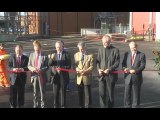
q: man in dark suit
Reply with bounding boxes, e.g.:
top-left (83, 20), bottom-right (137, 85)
top-left (8, 44), bottom-right (29, 108)
top-left (48, 41), bottom-right (71, 108)
top-left (122, 41), bottom-right (146, 108)
top-left (60, 40), bottom-right (71, 91)
top-left (96, 35), bottom-right (120, 108)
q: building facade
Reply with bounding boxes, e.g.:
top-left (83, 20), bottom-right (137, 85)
top-left (0, 12), bottom-right (129, 36)
top-left (129, 12), bottom-right (160, 41)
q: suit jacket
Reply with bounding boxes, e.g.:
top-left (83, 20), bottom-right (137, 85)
top-left (8, 54), bottom-right (29, 85)
top-left (28, 52), bottom-right (48, 84)
top-left (122, 51), bottom-right (146, 84)
top-left (48, 50), bottom-right (71, 84)
top-left (74, 52), bottom-right (94, 85)
top-left (96, 45), bottom-right (120, 82)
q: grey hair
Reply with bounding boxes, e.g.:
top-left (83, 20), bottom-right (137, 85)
top-left (55, 41), bottom-right (63, 46)
top-left (77, 41), bottom-right (86, 48)
top-left (102, 35), bottom-right (111, 40)
top-left (129, 41), bottom-right (138, 47)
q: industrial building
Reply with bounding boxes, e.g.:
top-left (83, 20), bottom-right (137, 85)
top-left (0, 12), bottom-right (129, 37)
top-left (3, 12), bottom-right (160, 42)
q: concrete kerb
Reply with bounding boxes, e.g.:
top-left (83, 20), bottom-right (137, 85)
top-left (125, 38), bottom-right (144, 42)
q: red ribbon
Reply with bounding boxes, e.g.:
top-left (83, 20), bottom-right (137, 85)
top-left (54, 68), bottom-right (125, 74)
top-left (55, 68), bottom-right (77, 73)
top-left (0, 69), bottom-right (125, 74)
top-left (0, 70), bottom-right (44, 84)
top-left (0, 70), bottom-right (30, 73)
top-left (9, 70), bottom-right (29, 73)
top-left (111, 70), bottom-right (125, 74)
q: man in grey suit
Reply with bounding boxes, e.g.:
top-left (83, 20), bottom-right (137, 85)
top-left (28, 40), bottom-right (48, 108)
top-left (96, 35), bottom-right (120, 108)
top-left (122, 41), bottom-right (146, 108)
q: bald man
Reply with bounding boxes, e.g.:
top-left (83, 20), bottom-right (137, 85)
top-left (122, 41), bottom-right (146, 108)
top-left (96, 35), bottom-right (120, 108)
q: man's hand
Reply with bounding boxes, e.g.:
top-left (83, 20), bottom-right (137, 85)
top-left (78, 70), bottom-right (84, 74)
top-left (48, 54), bottom-right (51, 59)
top-left (130, 69), bottom-right (136, 74)
top-left (56, 69), bottom-right (60, 73)
top-left (48, 54), bottom-right (54, 59)
top-left (98, 69), bottom-right (104, 76)
top-left (18, 68), bottom-right (24, 72)
top-left (103, 69), bottom-right (109, 75)
top-left (13, 68), bottom-right (18, 72)
top-left (32, 68), bottom-right (40, 73)
top-left (0, 56), bottom-right (4, 60)
top-left (124, 68), bottom-right (129, 73)
top-left (77, 70), bottom-right (87, 76)
top-left (81, 70), bottom-right (89, 76)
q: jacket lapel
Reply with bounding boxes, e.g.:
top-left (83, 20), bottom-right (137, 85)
top-left (20, 55), bottom-right (24, 67)
top-left (128, 52), bottom-right (131, 67)
top-left (32, 52), bottom-right (36, 67)
top-left (102, 47), bottom-right (105, 60)
top-left (39, 53), bottom-right (43, 69)
top-left (13, 54), bottom-right (17, 67)
top-left (132, 51), bottom-right (139, 67)
top-left (78, 52), bottom-right (83, 69)
top-left (61, 51), bottom-right (65, 60)
top-left (81, 52), bottom-right (88, 69)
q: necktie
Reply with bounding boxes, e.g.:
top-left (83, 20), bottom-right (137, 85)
top-left (57, 54), bottom-right (60, 67)
top-left (35, 54), bottom-right (39, 68)
top-left (58, 54), bottom-right (60, 60)
top-left (131, 53), bottom-right (135, 66)
top-left (17, 56), bottom-right (21, 67)
top-left (81, 54), bottom-right (84, 63)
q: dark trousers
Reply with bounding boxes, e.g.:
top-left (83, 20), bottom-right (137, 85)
top-left (99, 76), bottom-right (115, 108)
top-left (78, 82), bottom-right (92, 108)
top-left (10, 77), bottom-right (25, 108)
top-left (53, 75), bottom-right (67, 108)
top-left (124, 78), bottom-right (142, 108)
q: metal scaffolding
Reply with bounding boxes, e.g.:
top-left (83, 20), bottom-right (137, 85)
top-left (0, 12), bottom-right (39, 35)
top-left (94, 12), bottom-right (129, 33)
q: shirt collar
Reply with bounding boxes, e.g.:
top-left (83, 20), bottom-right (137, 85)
top-left (16, 54), bottom-right (22, 58)
top-left (57, 51), bottom-right (62, 55)
top-left (80, 51), bottom-right (86, 55)
top-left (132, 51), bottom-right (137, 55)
top-left (35, 52), bottom-right (41, 56)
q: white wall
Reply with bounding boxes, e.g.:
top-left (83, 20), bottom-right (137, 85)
top-left (156, 12), bottom-right (160, 42)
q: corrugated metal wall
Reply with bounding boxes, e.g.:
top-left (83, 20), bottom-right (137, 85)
top-left (48, 12), bottom-right (96, 36)
top-left (40, 12), bottom-right (129, 36)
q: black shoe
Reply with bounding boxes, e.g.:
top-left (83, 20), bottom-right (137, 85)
top-left (79, 106), bottom-right (84, 108)
top-left (54, 106), bottom-right (58, 108)
top-left (10, 103), bottom-right (16, 108)
top-left (10, 105), bottom-right (16, 108)
top-left (33, 106), bottom-right (38, 108)
top-left (66, 88), bottom-right (71, 92)
top-left (19, 106), bottom-right (24, 108)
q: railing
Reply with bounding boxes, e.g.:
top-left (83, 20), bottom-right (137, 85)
top-left (131, 28), bottom-right (155, 41)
